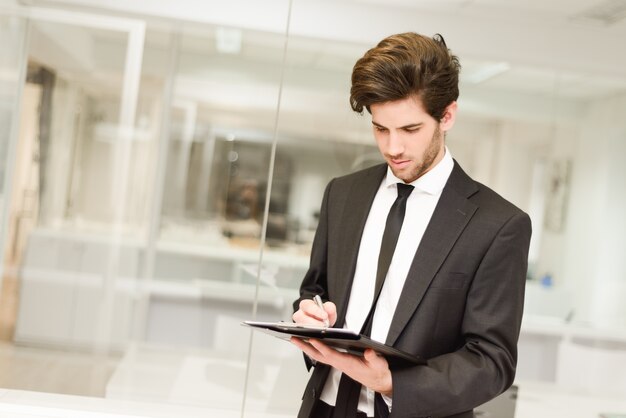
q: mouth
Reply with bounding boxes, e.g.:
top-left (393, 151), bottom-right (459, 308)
top-left (390, 159), bottom-right (410, 168)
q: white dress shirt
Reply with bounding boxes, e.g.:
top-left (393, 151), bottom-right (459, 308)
top-left (319, 148), bottom-right (454, 416)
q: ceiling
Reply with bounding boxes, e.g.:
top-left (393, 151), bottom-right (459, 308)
top-left (18, 0), bottom-right (626, 84)
top-left (350, 0), bottom-right (626, 23)
top-left (11, 0), bottom-right (626, 143)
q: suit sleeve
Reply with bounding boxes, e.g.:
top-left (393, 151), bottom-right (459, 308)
top-left (391, 211), bottom-right (532, 417)
top-left (293, 178), bottom-right (334, 312)
top-left (292, 179), bottom-right (334, 370)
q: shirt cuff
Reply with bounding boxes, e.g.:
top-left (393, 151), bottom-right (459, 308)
top-left (381, 393), bottom-right (392, 411)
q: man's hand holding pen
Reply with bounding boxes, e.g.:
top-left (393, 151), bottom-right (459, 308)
top-left (290, 296), bottom-right (393, 397)
top-left (292, 295), bottom-right (337, 327)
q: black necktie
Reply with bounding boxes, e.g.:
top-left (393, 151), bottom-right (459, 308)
top-left (333, 183), bottom-right (414, 418)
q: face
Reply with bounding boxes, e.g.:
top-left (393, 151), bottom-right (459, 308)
top-left (370, 96), bottom-right (457, 183)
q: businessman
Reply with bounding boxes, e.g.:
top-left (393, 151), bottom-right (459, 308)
top-left (291, 32), bottom-right (532, 418)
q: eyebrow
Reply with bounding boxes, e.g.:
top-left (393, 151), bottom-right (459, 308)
top-left (372, 121), bottom-right (424, 129)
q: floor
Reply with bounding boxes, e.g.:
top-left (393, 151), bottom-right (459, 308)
top-left (0, 340), bottom-right (119, 397)
top-left (0, 271), bottom-right (118, 398)
top-left (0, 273), bottom-right (17, 342)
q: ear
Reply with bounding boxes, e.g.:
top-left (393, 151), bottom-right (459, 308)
top-left (439, 101), bottom-right (457, 132)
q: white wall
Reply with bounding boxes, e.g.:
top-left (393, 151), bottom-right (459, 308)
top-left (562, 93), bottom-right (626, 326)
top-left (445, 119), bottom-right (538, 206)
top-left (450, 110), bottom-right (593, 292)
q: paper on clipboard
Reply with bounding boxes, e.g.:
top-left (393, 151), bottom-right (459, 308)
top-left (242, 320), bottom-right (425, 367)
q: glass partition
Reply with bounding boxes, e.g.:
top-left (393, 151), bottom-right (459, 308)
top-left (103, 21), bottom-right (293, 414)
top-left (0, 13), bottom-right (28, 341)
top-left (0, 15), bottom-right (27, 201)
top-left (0, 7), bottom-right (145, 393)
top-left (242, 30), bottom-right (384, 415)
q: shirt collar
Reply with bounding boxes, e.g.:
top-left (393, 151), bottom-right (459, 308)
top-left (384, 146), bottom-right (454, 195)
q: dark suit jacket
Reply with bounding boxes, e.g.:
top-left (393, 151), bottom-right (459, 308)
top-left (294, 161), bottom-right (532, 418)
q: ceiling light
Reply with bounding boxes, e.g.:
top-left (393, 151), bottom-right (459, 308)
top-left (573, 0), bottom-right (626, 25)
top-left (464, 62), bottom-right (511, 84)
top-left (216, 27), bottom-right (242, 54)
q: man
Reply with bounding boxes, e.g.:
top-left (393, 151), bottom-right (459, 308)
top-left (291, 32), bottom-right (532, 418)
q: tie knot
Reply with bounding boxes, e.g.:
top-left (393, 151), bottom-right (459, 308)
top-left (396, 183), bottom-right (414, 199)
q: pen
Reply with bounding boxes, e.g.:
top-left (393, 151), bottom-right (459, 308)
top-left (314, 295), bottom-right (329, 327)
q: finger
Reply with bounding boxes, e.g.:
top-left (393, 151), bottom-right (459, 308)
top-left (290, 337), bottom-right (316, 354)
top-left (308, 339), bottom-right (341, 359)
top-left (308, 339), bottom-right (360, 370)
top-left (292, 310), bottom-right (326, 326)
top-left (363, 349), bottom-right (379, 364)
top-left (291, 338), bottom-right (325, 363)
top-left (293, 301), bottom-right (327, 326)
top-left (299, 299), bottom-right (328, 323)
top-left (362, 349), bottom-right (392, 395)
top-left (364, 349), bottom-right (386, 363)
top-left (323, 302), bottom-right (338, 326)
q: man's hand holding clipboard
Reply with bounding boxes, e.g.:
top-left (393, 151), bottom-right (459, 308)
top-left (243, 295), bottom-right (425, 401)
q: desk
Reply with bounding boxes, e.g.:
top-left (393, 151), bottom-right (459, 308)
top-left (0, 388), bottom-right (286, 417)
top-left (105, 341), bottom-right (309, 415)
top-left (14, 227), bottom-right (308, 350)
top-left (515, 380), bottom-right (626, 418)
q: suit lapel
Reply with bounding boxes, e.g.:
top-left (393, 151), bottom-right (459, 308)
top-left (386, 162), bottom-right (478, 346)
top-left (334, 164), bottom-right (387, 326)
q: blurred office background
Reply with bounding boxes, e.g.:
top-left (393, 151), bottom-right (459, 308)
top-left (0, 0), bottom-right (625, 416)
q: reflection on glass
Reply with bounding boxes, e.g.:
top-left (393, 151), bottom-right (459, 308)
top-left (23, 23), bottom-right (150, 236)
top-left (3, 17), bottom-right (142, 393)
top-left (244, 33), bottom-right (384, 416)
top-left (108, 23), bottom-right (294, 414)
top-left (0, 14), bottom-right (28, 343)
top-left (159, 26), bottom-right (285, 248)
top-left (0, 15), bottom-right (27, 213)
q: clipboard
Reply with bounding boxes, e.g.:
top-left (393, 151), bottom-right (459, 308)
top-left (242, 320), bottom-right (425, 367)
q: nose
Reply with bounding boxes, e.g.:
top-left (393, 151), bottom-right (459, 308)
top-left (387, 131), bottom-right (405, 157)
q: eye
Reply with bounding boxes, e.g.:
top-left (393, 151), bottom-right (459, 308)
top-left (374, 126), bottom-right (388, 133)
top-left (403, 127), bottom-right (420, 133)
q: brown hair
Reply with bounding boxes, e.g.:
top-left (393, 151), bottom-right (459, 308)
top-left (350, 33), bottom-right (460, 120)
